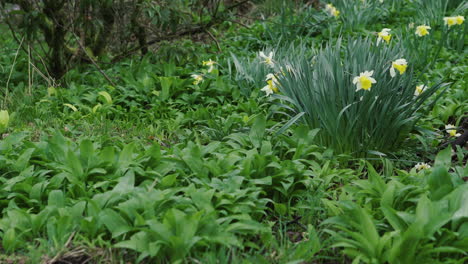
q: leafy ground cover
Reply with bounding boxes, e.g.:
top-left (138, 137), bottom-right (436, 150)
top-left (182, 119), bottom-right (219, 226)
top-left (0, 0), bottom-right (467, 263)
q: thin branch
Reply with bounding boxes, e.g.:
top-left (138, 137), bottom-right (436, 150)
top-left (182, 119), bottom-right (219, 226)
top-left (206, 29), bottom-right (222, 52)
top-left (72, 33), bottom-right (117, 87)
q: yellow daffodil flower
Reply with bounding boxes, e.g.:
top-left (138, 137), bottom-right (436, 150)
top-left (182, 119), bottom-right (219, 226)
top-left (377, 28), bottom-right (391, 45)
top-left (261, 74), bottom-right (279, 96)
top-left (0, 110), bottom-right (9, 130)
top-left (445, 124), bottom-right (461, 137)
top-left (444, 17), bottom-right (457, 27)
top-left (191, 74), bottom-right (204, 85)
top-left (325, 3), bottom-right (340, 17)
top-left (414, 85), bottom-right (427, 96)
top-left (202, 59), bottom-right (216, 73)
top-left (259, 51), bottom-right (275, 68)
top-left (415, 162), bottom-right (431, 171)
top-left (415, 25), bottom-right (431, 37)
top-left (353, 71), bottom-right (377, 91)
top-left (266, 73), bottom-right (278, 84)
top-left (390, 59), bottom-right (408, 77)
top-left (445, 16), bottom-right (465, 27)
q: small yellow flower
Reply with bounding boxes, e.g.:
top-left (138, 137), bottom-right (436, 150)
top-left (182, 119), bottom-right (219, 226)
top-left (191, 74), bottom-right (204, 85)
top-left (414, 85), bottom-right (427, 96)
top-left (259, 51), bottom-right (275, 68)
top-left (202, 59), bottom-right (216, 73)
top-left (377, 28), bottom-right (391, 45)
top-left (325, 3), bottom-right (340, 17)
top-left (415, 162), bottom-right (431, 171)
top-left (415, 25), bottom-right (431, 37)
top-left (261, 74), bottom-right (279, 96)
top-left (353, 71), bottom-right (377, 91)
top-left (0, 110), bottom-right (9, 130)
top-left (444, 17), bottom-right (457, 27)
top-left (445, 124), bottom-right (461, 137)
top-left (456, 16), bottom-right (465, 25)
top-left (390, 59), bottom-right (408, 77)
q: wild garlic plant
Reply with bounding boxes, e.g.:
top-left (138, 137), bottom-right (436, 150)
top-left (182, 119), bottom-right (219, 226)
top-left (275, 38), bottom-right (447, 156)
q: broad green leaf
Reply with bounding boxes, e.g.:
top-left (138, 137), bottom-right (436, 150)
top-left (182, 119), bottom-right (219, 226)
top-left (100, 209), bottom-right (132, 238)
top-left (433, 147), bottom-right (452, 167)
top-left (13, 148), bottom-right (35, 172)
top-left (427, 166), bottom-right (453, 200)
top-left (249, 115), bottom-right (266, 148)
top-left (48, 190), bottom-right (65, 208)
top-left (98, 91), bottom-right (113, 104)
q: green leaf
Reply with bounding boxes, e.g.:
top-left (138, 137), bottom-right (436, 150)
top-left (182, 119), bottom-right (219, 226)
top-left (13, 148), bottom-right (35, 172)
top-left (2, 228), bottom-right (18, 252)
top-left (100, 209), bottom-right (131, 238)
top-left (249, 115), bottom-right (266, 148)
top-left (48, 190), bottom-right (65, 208)
top-left (98, 91), bottom-right (113, 104)
top-left (274, 203), bottom-right (287, 216)
top-left (66, 150), bottom-right (84, 181)
top-left (159, 77), bottom-right (172, 100)
top-left (433, 147), bottom-right (452, 167)
top-left (427, 166), bottom-right (454, 200)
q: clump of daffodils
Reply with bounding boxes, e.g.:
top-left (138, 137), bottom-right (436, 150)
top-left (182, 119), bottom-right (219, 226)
top-left (191, 74), bottom-right (204, 85)
top-left (377, 28), bottom-right (391, 45)
top-left (259, 51), bottom-right (275, 68)
top-left (414, 85), bottom-right (427, 96)
top-left (444, 16), bottom-right (465, 27)
top-left (0, 110), bottom-right (9, 131)
top-left (445, 124), bottom-right (461, 137)
top-left (414, 162), bottom-right (431, 171)
top-left (202, 59), bottom-right (216, 73)
top-left (261, 73), bottom-right (279, 96)
top-left (353, 71), bottom-right (377, 91)
top-left (415, 25), bottom-right (431, 37)
top-left (325, 3), bottom-right (340, 17)
top-left (390, 59), bottom-right (408, 77)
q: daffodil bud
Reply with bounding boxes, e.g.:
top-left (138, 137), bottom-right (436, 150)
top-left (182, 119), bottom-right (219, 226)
top-left (0, 110), bottom-right (9, 130)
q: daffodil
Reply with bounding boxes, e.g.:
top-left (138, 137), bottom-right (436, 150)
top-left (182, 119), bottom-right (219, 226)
top-left (259, 51), bottom-right (275, 68)
top-left (191, 74), bottom-right (204, 85)
top-left (0, 110), bottom-right (9, 130)
top-left (266, 73), bottom-right (278, 84)
top-left (390, 59), bottom-right (408, 77)
top-left (325, 3), bottom-right (340, 17)
top-left (261, 74), bottom-right (279, 96)
top-left (415, 25), bottom-right (431, 37)
top-left (445, 16), bottom-right (465, 27)
top-left (377, 28), bottom-right (391, 45)
top-left (202, 59), bottom-right (216, 73)
top-left (445, 124), bottom-right (461, 137)
top-left (414, 162), bottom-right (431, 171)
top-left (444, 17), bottom-right (457, 27)
top-left (353, 71), bottom-right (377, 91)
top-left (414, 85), bottom-right (427, 96)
